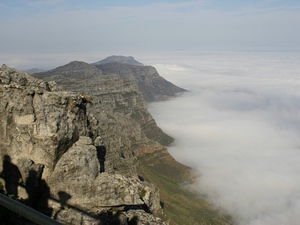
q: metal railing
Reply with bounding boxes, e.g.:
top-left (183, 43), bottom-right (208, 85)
top-left (0, 193), bottom-right (61, 225)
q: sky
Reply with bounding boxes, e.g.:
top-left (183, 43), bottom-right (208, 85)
top-left (148, 51), bottom-right (300, 225)
top-left (0, 0), bottom-right (300, 69)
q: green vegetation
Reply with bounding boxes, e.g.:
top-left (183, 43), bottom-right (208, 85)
top-left (140, 188), bottom-right (147, 198)
top-left (137, 151), bottom-right (232, 225)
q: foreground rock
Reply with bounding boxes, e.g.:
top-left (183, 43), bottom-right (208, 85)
top-left (0, 65), bottom-right (166, 225)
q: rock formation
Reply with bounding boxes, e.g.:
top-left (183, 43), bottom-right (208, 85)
top-left (0, 64), bottom-right (166, 225)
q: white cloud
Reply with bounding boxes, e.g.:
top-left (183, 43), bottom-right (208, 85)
top-left (148, 51), bottom-right (300, 225)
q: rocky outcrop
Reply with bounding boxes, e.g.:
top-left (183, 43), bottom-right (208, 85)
top-left (0, 65), bottom-right (166, 225)
top-left (49, 136), bottom-right (164, 225)
top-left (0, 64), bottom-right (90, 178)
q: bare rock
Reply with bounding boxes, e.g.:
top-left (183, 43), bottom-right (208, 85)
top-left (49, 137), bottom-right (145, 209)
top-left (0, 65), bottom-right (166, 224)
top-left (0, 65), bottom-right (90, 178)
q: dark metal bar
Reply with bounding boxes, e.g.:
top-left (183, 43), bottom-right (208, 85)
top-left (0, 193), bottom-right (61, 225)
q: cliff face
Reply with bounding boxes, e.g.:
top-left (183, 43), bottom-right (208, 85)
top-left (0, 64), bottom-right (166, 225)
top-left (95, 61), bottom-right (186, 102)
top-left (0, 64), bottom-right (89, 178)
top-left (34, 61), bottom-right (174, 175)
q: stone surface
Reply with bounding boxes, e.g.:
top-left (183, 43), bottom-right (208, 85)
top-left (0, 64), bottom-right (90, 178)
top-left (49, 137), bottom-right (161, 211)
top-left (0, 65), bottom-right (166, 224)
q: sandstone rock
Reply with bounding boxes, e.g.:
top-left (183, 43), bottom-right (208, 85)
top-left (49, 137), bottom-right (160, 210)
top-left (48, 136), bottom-right (164, 224)
top-left (0, 65), bottom-right (166, 224)
top-left (0, 65), bottom-right (90, 178)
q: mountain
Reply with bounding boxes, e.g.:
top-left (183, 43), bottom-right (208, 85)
top-left (25, 68), bottom-right (45, 74)
top-left (92, 55), bottom-right (144, 66)
top-left (94, 60), bottom-right (186, 102)
top-left (0, 62), bottom-right (231, 224)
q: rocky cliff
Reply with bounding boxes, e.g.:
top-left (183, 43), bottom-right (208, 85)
top-left (0, 64), bottom-right (166, 225)
top-left (93, 56), bottom-right (186, 102)
top-left (34, 61), bottom-right (174, 173)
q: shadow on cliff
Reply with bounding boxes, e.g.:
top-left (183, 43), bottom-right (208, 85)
top-left (0, 154), bottom-right (143, 224)
top-left (0, 154), bottom-right (53, 224)
top-left (1, 155), bottom-right (21, 198)
top-left (0, 154), bottom-right (53, 209)
top-left (96, 145), bottom-right (106, 173)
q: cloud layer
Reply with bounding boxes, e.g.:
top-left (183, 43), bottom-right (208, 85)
top-left (147, 51), bottom-right (300, 225)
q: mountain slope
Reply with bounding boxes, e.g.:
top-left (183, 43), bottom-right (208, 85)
top-left (95, 61), bottom-right (186, 102)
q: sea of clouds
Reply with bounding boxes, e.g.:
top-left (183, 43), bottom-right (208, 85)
top-left (147, 51), bottom-right (300, 225)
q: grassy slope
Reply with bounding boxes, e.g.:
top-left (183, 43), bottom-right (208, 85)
top-left (137, 149), bottom-right (232, 225)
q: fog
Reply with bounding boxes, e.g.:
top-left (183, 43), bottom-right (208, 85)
top-left (147, 51), bottom-right (300, 225)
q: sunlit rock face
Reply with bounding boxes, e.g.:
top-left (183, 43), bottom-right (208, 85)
top-left (0, 65), bottom-right (166, 225)
top-left (0, 64), bottom-right (89, 178)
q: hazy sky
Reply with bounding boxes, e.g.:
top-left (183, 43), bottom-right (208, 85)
top-left (1, 0), bottom-right (300, 58)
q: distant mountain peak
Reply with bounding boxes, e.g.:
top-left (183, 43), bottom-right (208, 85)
top-left (92, 55), bottom-right (144, 66)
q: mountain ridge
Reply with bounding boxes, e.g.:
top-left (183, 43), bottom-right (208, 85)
top-left (92, 57), bottom-right (186, 102)
top-left (92, 55), bottom-right (144, 66)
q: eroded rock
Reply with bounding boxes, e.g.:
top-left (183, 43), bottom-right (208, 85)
top-left (0, 65), bottom-right (166, 224)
